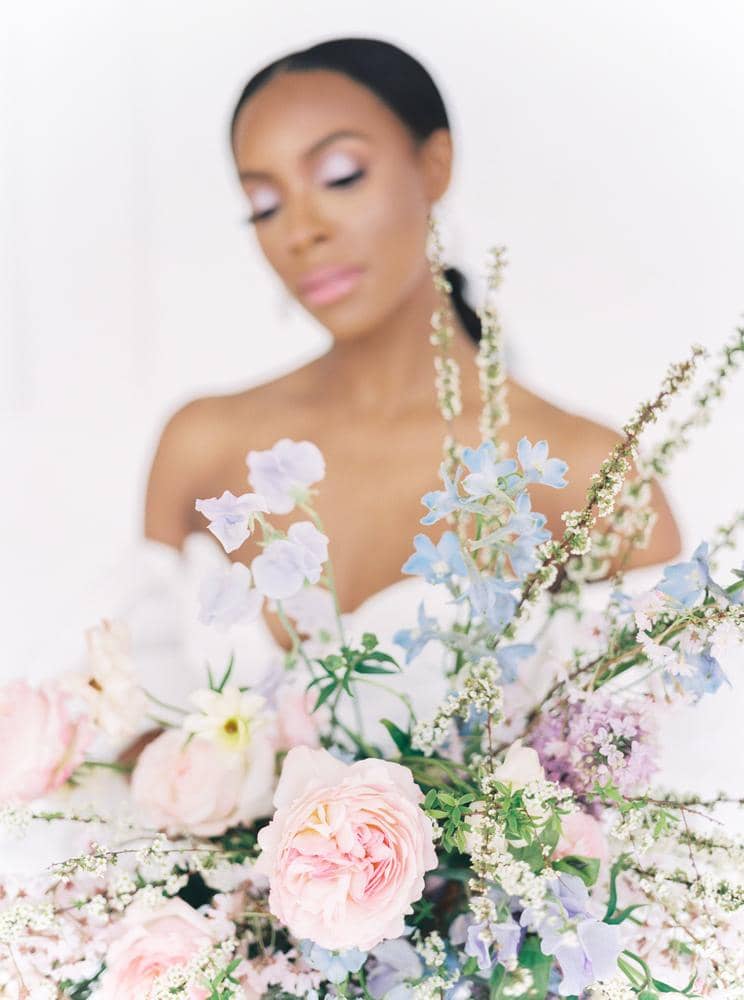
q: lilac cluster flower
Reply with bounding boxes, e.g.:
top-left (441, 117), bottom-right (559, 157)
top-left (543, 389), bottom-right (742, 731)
top-left (530, 694), bottom-right (658, 797)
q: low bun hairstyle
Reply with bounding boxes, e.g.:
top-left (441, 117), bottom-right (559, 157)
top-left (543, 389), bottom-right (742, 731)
top-left (230, 37), bottom-right (482, 344)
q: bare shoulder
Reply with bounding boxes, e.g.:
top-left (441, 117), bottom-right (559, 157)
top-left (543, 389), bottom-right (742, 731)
top-left (144, 364), bottom-right (318, 547)
top-left (506, 381), bottom-right (682, 568)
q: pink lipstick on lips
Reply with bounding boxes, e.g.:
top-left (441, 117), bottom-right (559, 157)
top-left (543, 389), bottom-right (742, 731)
top-left (297, 265), bottom-right (364, 306)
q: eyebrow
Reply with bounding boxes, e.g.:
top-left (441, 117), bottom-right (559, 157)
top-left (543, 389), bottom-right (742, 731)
top-left (238, 129), bottom-right (370, 180)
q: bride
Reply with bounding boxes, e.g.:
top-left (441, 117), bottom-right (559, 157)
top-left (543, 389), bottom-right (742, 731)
top-left (143, 36), bottom-right (680, 662)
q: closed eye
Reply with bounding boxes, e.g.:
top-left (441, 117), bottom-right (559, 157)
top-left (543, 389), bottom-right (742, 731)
top-left (326, 168), bottom-right (365, 188)
top-left (244, 167), bottom-right (366, 225)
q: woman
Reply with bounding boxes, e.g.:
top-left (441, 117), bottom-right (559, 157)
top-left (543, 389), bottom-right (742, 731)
top-left (145, 37), bottom-right (680, 654)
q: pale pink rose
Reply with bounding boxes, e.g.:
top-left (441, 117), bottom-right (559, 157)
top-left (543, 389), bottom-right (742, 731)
top-left (97, 897), bottom-right (231, 999)
top-left (274, 681), bottom-right (326, 751)
top-left (131, 728), bottom-right (275, 837)
top-left (555, 810), bottom-right (608, 864)
top-left (255, 746), bottom-right (438, 951)
top-left (0, 680), bottom-right (91, 804)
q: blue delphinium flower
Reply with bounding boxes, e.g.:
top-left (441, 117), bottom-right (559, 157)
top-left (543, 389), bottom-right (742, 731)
top-left (300, 941), bottom-right (367, 985)
top-left (495, 643), bottom-right (536, 683)
top-left (421, 463), bottom-right (467, 526)
top-left (678, 650), bottom-right (730, 699)
top-left (501, 493), bottom-right (551, 578)
top-left (461, 441), bottom-right (519, 499)
top-left (516, 437), bottom-right (569, 489)
top-left (465, 564), bottom-right (519, 633)
top-left (394, 602), bottom-right (439, 664)
top-left (658, 542), bottom-right (712, 607)
top-left (402, 531), bottom-right (467, 585)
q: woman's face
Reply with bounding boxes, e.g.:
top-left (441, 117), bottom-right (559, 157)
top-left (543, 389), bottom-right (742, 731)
top-left (231, 69), bottom-right (451, 340)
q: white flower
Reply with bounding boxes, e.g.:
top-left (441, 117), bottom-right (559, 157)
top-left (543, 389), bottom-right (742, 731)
top-left (247, 438), bottom-right (325, 514)
top-left (184, 686), bottom-right (269, 752)
top-left (198, 563), bottom-right (264, 631)
top-left (632, 589), bottom-right (670, 635)
top-left (62, 620), bottom-right (146, 739)
top-left (491, 741), bottom-right (546, 790)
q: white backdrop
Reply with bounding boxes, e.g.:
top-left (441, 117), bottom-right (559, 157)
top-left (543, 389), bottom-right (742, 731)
top-left (1, 0), bottom-right (743, 678)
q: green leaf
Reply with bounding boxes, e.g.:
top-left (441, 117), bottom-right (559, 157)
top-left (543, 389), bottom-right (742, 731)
top-left (553, 854), bottom-right (601, 888)
top-left (517, 933), bottom-right (552, 998)
top-left (380, 719), bottom-right (414, 755)
top-left (353, 663), bottom-right (398, 675)
top-left (215, 654), bottom-right (235, 693)
top-left (313, 682), bottom-right (337, 711)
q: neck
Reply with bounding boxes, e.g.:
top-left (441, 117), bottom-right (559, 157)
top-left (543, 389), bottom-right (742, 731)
top-left (317, 269), bottom-right (478, 419)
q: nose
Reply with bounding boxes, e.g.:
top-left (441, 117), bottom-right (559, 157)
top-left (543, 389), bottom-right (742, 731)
top-left (284, 192), bottom-right (329, 256)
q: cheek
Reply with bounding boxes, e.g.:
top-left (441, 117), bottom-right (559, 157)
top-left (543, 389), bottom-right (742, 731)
top-left (346, 169), bottom-right (431, 310)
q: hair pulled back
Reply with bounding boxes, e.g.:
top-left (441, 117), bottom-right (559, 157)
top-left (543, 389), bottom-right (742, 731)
top-left (230, 37), bottom-right (482, 343)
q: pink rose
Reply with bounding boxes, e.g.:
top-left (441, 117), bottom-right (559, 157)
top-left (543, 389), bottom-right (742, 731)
top-left (98, 897), bottom-right (230, 999)
top-left (0, 680), bottom-right (91, 803)
top-left (555, 810), bottom-right (608, 864)
top-left (255, 746), bottom-right (438, 951)
top-left (131, 728), bottom-right (275, 837)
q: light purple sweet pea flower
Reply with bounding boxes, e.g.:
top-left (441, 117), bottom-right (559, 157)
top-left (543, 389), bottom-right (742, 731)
top-left (198, 563), bottom-right (263, 630)
top-left (517, 437), bottom-right (568, 489)
top-left (367, 938), bottom-right (423, 999)
top-left (464, 917), bottom-right (522, 972)
top-left (551, 919), bottom-right (622, 996)
top-left (247, 439), bottom-right (325, 514)
top-left (194, 491), bottom-right (268, 553)
top-left (287, 521), bottom-right (329, 580)
top-left (251, 522), bottom-right (329, 600)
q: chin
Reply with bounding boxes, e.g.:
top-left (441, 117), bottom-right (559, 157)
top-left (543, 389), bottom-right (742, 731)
top-left (306, 291), bottom-right (395, 343)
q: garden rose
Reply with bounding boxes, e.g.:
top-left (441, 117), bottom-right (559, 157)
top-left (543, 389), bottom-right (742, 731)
top-left (555, 810), bottom-right (608, 865)
top-left (97, 897), bottom-right (231, 999)
top-left (0, 680), bottom-right (91, 803)
top-left (255, 746), bottom-right (437, 951)
top-left (131, 727), bottom-right (275, 837)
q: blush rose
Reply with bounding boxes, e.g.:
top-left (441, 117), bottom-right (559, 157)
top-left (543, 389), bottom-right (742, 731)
top-left (0, 680), bottom-right (91, 804)
top-left (255, 746), bottom-right (438, 951)
top-left (131, 728), bottom-right (275, 837)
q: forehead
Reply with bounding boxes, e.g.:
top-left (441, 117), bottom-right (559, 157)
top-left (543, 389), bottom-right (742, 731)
top-left (232, 68), bottom-right (413, 170)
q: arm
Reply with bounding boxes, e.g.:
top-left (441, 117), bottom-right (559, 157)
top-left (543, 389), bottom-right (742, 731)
top-left (144, 399), bottom-right (216, 548)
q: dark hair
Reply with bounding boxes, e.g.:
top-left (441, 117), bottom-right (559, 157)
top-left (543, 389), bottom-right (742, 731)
top-left (230, 36), bottom-right (481, 343)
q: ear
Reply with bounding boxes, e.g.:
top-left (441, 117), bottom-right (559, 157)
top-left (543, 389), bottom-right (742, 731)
top-left (419, 128), bottom-right (453, 203)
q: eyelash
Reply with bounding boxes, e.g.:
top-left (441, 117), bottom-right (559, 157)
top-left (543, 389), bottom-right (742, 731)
top-left (245, 167), bottom-right (366, 225)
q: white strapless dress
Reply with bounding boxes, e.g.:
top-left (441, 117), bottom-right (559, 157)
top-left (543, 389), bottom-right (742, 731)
top-left (3, 534), bottom-right (742, 876)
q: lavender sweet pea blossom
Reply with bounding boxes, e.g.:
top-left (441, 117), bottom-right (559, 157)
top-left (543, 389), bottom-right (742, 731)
top-left (551, 919), bottom-right (622, 996)
top-left (251, 522), bottom-right (329, 600)
top-left (194, 490), bottom-right (268, 553)
top-left (247, 438), bottom-right (325, 514)
top-left (366, 938), bottom-right (423, 999)
top-left (198, 563), bottom-right (263, 630)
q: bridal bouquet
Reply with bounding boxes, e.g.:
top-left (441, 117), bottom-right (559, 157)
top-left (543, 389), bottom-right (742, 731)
top-left (2, 247), bottom-right (743, 1000)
